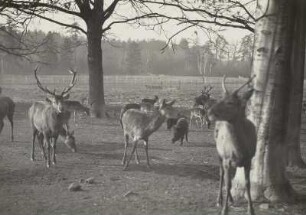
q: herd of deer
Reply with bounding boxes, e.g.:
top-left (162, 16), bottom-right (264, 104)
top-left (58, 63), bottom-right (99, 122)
top-left (0, 68), bottom-right (257, 215)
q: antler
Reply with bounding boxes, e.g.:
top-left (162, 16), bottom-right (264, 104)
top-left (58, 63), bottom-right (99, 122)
top-left (34, 66), bottom-right (56, 96)
top-left (234, 75), bottom-right (256, 94)
top-left (61, 69), bottom-right (77, 96)
top-left (222, 75), bottom-right (229, 94)
top-left (206, 86), bottom-right (213, 94)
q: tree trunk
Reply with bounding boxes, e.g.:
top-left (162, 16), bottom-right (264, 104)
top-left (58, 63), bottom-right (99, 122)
top-left (286, 0), bottom-right (306, 168)
top-left (86, 20), bottom-right (105, 118)
top-left (232, 0), bottom-right (298, 202)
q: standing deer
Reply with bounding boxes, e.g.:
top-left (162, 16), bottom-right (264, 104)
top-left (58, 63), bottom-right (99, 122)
top-left (121, 99), bottom-right (176, 170)
top-left (119, 103), bottom-right (141, 128)
top-left (29, 67), bottom-right (77, 168)
top-left (119, 102), bottom-right (156, 128)
top-left (194, 86), bottom-right (213, 107)
top-left (0, 96), bottom-right (15, 141)
top-left (207, 75), bottom-right (256, 215)
top-left (189, 107), bottom-right (210, 129)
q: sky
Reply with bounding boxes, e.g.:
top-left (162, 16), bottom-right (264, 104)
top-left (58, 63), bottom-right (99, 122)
top-left (31, 17), bottom-right (250, 46)
top-left (27, 2), bottom-right (252, 46)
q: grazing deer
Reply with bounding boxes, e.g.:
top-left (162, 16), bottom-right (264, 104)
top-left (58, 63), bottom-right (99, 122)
top-left (63, 100), bottom-right (90, 124)
top-left (172, 117), bottom-right (189, 146)
top-left (29, 67), bottom-right (77, 168)
top-left (167, 118), bottom-right (178, 130)
top-left (121, 99), bottom-right (176, 170)
top-left (189, 107), bottom-right (210, 129)
top-left (0, 96), bottom-right (15, 141)
top-left (207, 75), bottom-right (256, 215)
top-left (141, 95), bottom-right (159, 105)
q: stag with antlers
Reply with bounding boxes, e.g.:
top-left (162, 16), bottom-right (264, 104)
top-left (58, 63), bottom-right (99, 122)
top-left (29, 67), bottom-right (77, 167)
top-left (207, 76), bottom-right (256, 215)
top-left (194, 85), bottom-right (214, 108)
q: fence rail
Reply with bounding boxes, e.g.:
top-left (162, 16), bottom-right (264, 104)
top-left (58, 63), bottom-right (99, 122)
top-left (0, 74), bottom-right (246, 89)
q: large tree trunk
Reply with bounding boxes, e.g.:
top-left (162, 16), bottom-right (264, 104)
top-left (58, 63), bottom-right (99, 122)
top-left (286, 0), bottom-right (306, 168)
top-left (232, 0), bottom-right (298, 202)
top-left (86, 20), bottom-right (105, 118)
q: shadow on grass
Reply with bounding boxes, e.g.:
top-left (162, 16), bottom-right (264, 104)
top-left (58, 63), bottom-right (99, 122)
top-left (125, 162), bottom-right (219, 181)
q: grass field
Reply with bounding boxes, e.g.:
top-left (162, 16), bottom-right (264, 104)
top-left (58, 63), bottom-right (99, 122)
top-left (0, 75), bottom-right (248, 105)
top-left (0, 75), bottom-right (305, 215)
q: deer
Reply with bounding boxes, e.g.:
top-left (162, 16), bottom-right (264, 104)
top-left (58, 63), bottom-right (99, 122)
top-left (121, 99), bottom-right (176, 170)
top-left (29, 67), bottom-right (77, 168)
top-left (119, 103), bottom-right (141, 128)
top-left (171, 117), bottom-right (189, 146)
top-left (194, 86), bottom-right (213, 107)
top-left (141, 95), bottom-right (159, 105)
top-left (140, 102), bottom-right (156, 113)
top-left (0, 96), bottom-right (15, 141)
top-left (63, 100), bottom-right (90, 124)
top-left (189, 107), bottom-right (210, 129)
top-left (207, 75), bottom-right (256, 215)
top-left (119, 102), bottom-right (157, 128)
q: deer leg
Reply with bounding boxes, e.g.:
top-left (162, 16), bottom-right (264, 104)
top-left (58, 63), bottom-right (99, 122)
top-left (0, 120), bottom-right (4, 135)
top-left (180, 136), bottom-right (184, 146)
top-left (144, 138), bottom-right (151, 169)
top-left (244, 163), bottom-right (255, 215)
top-left (44, 137), bottom-right (51, 168)
top-left (217, 158), bottom-right (224, 207)
top-left (64, 123), bottom-right (70, 133)
top-left (73, 111), bottom-right (76, 125)
top-left (123, 140), bottom-right (138, 170)
top-left (221, 162), bottom-right (231, 215)
top-left (185, 131), bottom-right (189, 143)
top-left (31, 129), bottom-right (37, 161)
top-left (189, 116), bottom-right (193, 129)
top-left (37, 133), bottom-right (46, 160)
top-left (135, 145), bottom-right (140, 164)
top-left (7, 114), bottom-right (14, 142)
top-left (122, 134), bottom-right (129, 165)
top-left (51, 137), bottom-right (58, 165)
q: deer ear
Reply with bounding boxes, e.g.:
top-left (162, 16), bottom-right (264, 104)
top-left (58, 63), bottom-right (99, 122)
top-left (167, 100), bottom-right (176, 106)
top-left (160, 99), bottom-right (166, 107)
top-left (63, 93), bottom-right (70, 100)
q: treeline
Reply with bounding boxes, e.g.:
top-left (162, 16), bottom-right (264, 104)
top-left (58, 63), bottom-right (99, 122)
top-left (0, 26), bottom-right (253, 77)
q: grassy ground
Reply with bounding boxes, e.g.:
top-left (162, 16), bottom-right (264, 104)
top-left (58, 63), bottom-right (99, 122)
top-left (0, 76), bottom-right (305, 215)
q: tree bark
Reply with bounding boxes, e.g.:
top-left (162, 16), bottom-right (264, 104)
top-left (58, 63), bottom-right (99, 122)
top-left (232, 0), bottom-right (298, 202)
top-left (286, 0), bottom-right (306, 168)
top-left (86, 19), bottom-right (105, 118)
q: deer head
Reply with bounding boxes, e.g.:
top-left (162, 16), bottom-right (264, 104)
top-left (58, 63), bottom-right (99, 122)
top-left (208, 75), bottom-right (255, 122)
top-left (34, 67), bottom-right (77, 113)
top-left (159, 99), bottom-right (176, 118)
